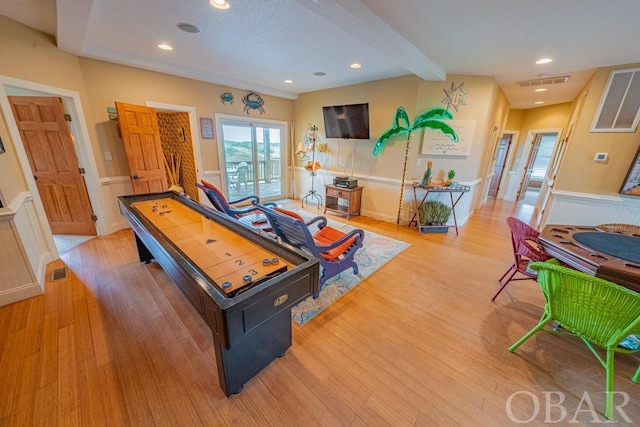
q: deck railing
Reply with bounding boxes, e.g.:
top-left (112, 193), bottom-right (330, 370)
top-left (225, 160), bottom-right (280, 183)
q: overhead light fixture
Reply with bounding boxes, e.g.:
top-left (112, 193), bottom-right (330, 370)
top-left (284, 79), bottom-right (293, 84)
top-left (535, 88), bottom-right (547, 92)
top-left (177, 23), bottom-right (201, 33)
top-left (535, 101), bottom-right (545, 105)
top-left (350, 63), bottom-right (362, 69)
top-left (209, 0), bottom-right (230, 9)
top-left (158, 44), bottom-right (173, 50)
top-left (536, 58), bottom-right (553, 64)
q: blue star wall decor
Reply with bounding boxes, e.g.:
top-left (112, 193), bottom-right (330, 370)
top-left (442, 82), bottom-right (468, 112)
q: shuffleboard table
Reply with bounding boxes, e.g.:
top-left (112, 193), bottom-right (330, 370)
top-left (118, 192), bottom-right (319, 396)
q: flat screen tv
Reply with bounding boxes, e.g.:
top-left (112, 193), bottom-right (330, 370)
top-left (322, 103), bottom-right (370, 139)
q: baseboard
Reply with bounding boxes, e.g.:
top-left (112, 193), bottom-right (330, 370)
top-left (36, 252), bottom-right (53, 287)
top-left (0, 282), bottom-right (43, 306)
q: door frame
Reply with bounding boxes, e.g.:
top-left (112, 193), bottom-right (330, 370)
top-left (214, 113), bottom-right (289, 200)
top-left (514, 128), bottom-right (562, 204)
top-left (145, 101), bottom-right (203, 186)
top-left (0, 75), bottom-right (105, 255)
top-left (493, 130), bottom-right (518, 200)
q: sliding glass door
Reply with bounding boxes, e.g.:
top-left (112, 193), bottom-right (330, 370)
top-left (217, 116), bottom-right (286, 201)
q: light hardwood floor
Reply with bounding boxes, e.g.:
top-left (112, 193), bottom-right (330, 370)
top-left (1, 198), bottom-right (638, 426)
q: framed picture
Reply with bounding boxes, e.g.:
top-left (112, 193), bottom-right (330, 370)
top-left (200, 117), bottom-right (214, 139)
top-left (421, 120), bottom-right (476, 156)
top-left (620, 145), bottom-right (640, 196)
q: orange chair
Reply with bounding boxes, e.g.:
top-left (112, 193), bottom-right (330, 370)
top-left (491, 217), bottom-right (553, 301)
top-left (258, 205), bottom-right (364, 298)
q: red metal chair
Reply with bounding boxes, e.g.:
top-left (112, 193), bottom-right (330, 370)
top-left (491, 217), bottom-right (552, 301)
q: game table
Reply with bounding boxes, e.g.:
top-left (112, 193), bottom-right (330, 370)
top-left (538, 224), bottom-right (640, 293)
top-left (118, 192), bottom-right (319, 396)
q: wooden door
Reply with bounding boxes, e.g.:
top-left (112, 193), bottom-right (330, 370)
top-left (8, 96), bottom-right (96, 236)
top-left (115, 102), bottom-right (168, 194)
top-left (517, 133), bottom-right (542, 202)
top-left (488, 135), bottom-right (511, 198)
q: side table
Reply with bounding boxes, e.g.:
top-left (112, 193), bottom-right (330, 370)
top-left (409, 183), bottom-right (470, 235)
top-left (324, 185), bottom-right (362, 220)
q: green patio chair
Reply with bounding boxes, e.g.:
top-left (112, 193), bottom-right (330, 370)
top-left (509, 262), bottom-right (640, 420)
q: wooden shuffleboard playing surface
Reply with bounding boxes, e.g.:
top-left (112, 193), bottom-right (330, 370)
top-left (132, 198), bottom-right (292, 297)
top-left (119, 192), bottom-right (319, 396)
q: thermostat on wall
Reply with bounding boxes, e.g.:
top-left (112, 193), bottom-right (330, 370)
top-left (594, 152), bottom-right (608, 162)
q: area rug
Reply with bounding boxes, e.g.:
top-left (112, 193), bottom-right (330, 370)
top-left (286, 209), bottom-right (410, 326)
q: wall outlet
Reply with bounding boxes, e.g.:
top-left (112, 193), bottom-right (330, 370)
top-left (415, 159), bottom-right (422, 167)
top-left (104, 151), bottom-right (112, 161)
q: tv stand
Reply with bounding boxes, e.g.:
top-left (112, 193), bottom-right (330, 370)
top-left (324, 184), bottom-right (362, 220)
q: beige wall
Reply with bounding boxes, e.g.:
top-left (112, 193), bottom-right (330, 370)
top-left (0, 15), bottom-right (89, 202)
top-left (505, 109), bottom-right (524, 130)
top-left (554, 64), bottom-right (640, 194)
top-left (78, 58), bottom-right (294, 178)
top-left (2, 12), bottom-right (637, 222)
top-left (293, 75), bottom-right (422, 180)
top-left (507, 103), bottom-right (572, 173)
top-left (294, 74), bottom-right (506, 185)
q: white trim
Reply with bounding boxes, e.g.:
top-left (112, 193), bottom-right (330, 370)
top-left (552, 189), bottom-right (640, 205)
top-left (0, 75), bottom-right (106, 252)
top-left (214, 113), bottom-right (289, 200)
top-left (0, 282), bottom-right (43, 307)
top-left (8, 192), bottom-right (53, 286)
top-left (100, 176), bottom-right (131, 185)
top-left (495, 130), bottom-right (519, 200)
top-left (145, 101), bottom-right (204, 183)
top-left (540, 189), bottom-right (640, 228)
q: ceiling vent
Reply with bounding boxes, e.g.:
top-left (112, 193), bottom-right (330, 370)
top-left (591, 67), bottom-right (640, 132)
top-left (517, 76), bottom-right (570, 87)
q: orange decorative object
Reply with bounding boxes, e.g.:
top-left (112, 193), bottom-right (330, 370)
top-left (304, 161), bottom-right (321, 172)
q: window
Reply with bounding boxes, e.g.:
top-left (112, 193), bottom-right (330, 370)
top-left (591, 68), bottom-right (640, 132)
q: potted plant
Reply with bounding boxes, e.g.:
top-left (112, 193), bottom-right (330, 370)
top-left (446, 169), bottom-right (457, 186)
top-left (418, 200), bottom-right (452, 232)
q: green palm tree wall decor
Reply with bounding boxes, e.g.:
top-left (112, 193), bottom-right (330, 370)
top-left (373, 106), bottom-right (459, 224)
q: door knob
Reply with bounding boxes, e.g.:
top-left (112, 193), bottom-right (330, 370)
top-left (132, 175), bottom-right (139, 180)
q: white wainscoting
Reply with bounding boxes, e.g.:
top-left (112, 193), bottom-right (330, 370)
top-left (200, 170), bottom-right (223, 209)
top-left (100, 176), bottom-right (134, 234)
top-left (294, 167), bottom-right (481, 225)
top-left (1, 192), bottom-right (51, 305)
top-left (541, 190), bottom-right (640, 227)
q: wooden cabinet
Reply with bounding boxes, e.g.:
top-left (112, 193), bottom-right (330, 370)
top-left (324, 185), bottom-right (362, 220)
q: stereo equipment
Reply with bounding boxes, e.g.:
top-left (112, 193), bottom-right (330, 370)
top-left (333, 176), bottom-right (358, 189)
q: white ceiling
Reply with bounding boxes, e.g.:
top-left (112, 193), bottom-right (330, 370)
top-left (2, 0), bottom-right (640, 109)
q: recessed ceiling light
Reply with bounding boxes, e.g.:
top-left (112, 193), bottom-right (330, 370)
top-left (350, 63), bottom-right (362, 69)
top-left (284, 79), bottom-right (293, 84)
top-left (313, 72), bottom-right (326, 76)
top-left (535, 101), bottom-right (545, 105)
top-left (177, 23), bottom-right (201, 33)
top-left (535, 88), bottom-right (547, 92)
top-left (536, 58), bottom-right (553, 64)
top-left (209, 0), bottom-right (230, 10)
top-left (158, 44), bottom-right (173, 50)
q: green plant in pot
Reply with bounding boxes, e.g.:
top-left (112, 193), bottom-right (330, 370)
top-left (446, 169), bottom-right (456, 186)
top-left (418, 200), bottom-right (452, 226)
